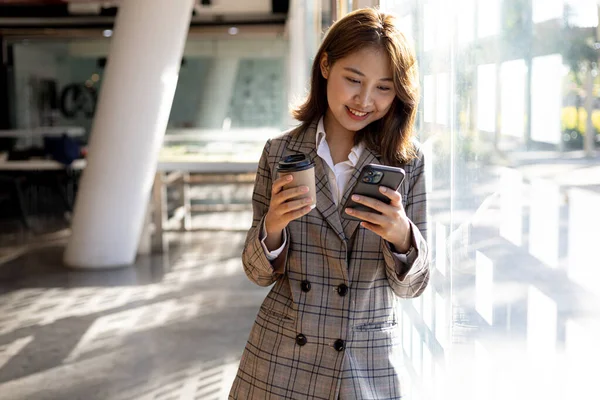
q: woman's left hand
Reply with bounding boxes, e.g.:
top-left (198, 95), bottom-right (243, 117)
top-left (345, 186), bottom-right (412, 253)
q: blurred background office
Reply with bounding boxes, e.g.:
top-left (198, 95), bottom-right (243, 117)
top-left (0, 0), bottom-right (598, 399)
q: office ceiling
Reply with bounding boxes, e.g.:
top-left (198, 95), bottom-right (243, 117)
top-left (0, 0), bottom-right (289, 30)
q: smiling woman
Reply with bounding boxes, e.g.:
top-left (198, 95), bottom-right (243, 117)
top-left (230, 7), bottom-right (429, 400)
top-left (293, 8), bottom-right (420, 167)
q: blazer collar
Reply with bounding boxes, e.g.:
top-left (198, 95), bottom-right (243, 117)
top-left (285, 119), bottom-right (382, 243)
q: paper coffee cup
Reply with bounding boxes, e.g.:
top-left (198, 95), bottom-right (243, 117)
top-left (277, 154), bottom-right (317, 207)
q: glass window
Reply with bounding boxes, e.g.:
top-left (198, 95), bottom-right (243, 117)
top-left (381, 0), bottom-right (600, 398)
top-left (6, 35), bottom-right (288, 146)
top-left (477, 0), bottom-right (501, 38)
top-left (533, 0), bottom-right (564, 23)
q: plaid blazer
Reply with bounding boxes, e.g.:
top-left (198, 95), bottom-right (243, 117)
top-left (230, 120), bottom-right (430, 399)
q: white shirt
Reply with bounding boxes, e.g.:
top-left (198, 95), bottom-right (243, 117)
top-left (315, 117), bottom-right (365, 206)
top-left (260, 117), bottom-right (410, 263)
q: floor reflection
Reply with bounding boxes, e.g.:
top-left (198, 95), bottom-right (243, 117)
top-left (0, 230), bottom-right (267, 400)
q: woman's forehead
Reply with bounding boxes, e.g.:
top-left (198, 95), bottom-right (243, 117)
top-left (336, 48), bottom-right (393, 76)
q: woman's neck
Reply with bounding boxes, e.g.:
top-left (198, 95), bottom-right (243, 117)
top-left (323, 111), bottom-right (356, 165)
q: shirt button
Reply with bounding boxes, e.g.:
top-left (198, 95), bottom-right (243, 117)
top-left (301, 280), bottom-right (311, 293)
top-left (337, 284), bottom-right (348, 297)
top-left (334, 339), bottom-right (345, 352)
top-left (296, 334), bottom-right (307, 346)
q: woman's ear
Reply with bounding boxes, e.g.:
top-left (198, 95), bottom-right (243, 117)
top-left (320, 53), bottom-right (330, 79)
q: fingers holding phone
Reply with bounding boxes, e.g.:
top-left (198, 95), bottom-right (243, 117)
top-left (346, 187), bottom-right (411, 252)
top-left (343, 164), bottom-right (412, 252)
top-left (345, 186), bottom-right (403, 219)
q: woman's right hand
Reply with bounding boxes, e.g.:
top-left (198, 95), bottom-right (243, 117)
top-left (264, 175), bottom-right (314, 250)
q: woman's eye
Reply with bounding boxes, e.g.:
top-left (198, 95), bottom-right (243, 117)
top-left (378, 86), bottom-right (392, 92)
top-left (346, 77), bottom-right (360, 84)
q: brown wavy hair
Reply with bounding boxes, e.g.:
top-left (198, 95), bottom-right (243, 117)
top-left (292, 8), bottom-right (420, 166)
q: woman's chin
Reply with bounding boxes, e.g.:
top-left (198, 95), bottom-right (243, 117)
top-left (341, 118), bottom-right (370, 132)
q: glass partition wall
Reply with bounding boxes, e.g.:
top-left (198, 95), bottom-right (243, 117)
top-left (5, 31), bottom-right (288, 148)
top-left (378, 0), bottom-right (599, 399)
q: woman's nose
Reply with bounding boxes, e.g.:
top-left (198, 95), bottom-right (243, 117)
top-left (355, 87), bottom-right (373, 108)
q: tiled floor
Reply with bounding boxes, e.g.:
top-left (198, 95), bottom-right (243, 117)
top-left (0, 229), bottom-right (268, 400)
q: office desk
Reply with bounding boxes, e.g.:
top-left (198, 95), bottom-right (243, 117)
top-left (0, 127), bottom-right (85, 138)
top-left (0, 159), bottom-right (86, 171)
top-left (0, 133), bottom-right (269, 253)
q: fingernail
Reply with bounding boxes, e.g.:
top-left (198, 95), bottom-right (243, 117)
top-left (345, 208), bottom-right (353, 214)
top-left (286, 175), bottom-right (293, 181)
top-left (352, 195), bottom-right (360, 201)
top-left (310, 204), bottom-right (316, 210)
top-left (380, 186), bottom-right (387, 193)
top-left (305, 198), bottom-right (312, 203)
top-left (301, 186), bottom-right (309, 192)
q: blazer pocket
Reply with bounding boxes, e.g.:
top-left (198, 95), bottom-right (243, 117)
top-left (259, 306), bottom-right (296, 324)
top-left (353, 321), bottom-right (398, 332)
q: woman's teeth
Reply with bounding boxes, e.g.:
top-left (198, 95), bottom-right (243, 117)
top-left (348, 108), bottom-right (367, 117)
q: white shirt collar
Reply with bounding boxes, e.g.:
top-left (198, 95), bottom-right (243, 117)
top-left (316, 116), bottom-right (364, 166)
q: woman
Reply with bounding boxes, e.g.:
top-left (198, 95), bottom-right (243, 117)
top-left (230, 7), bottom-right (430, 399)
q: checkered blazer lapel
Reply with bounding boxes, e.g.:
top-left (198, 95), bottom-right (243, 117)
top-left (286, 120), bottom-right (345, 242)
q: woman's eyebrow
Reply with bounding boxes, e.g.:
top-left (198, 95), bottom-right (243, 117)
top-left (343, 67), bottom-right (393, 81)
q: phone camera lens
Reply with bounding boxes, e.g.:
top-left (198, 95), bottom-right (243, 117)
top-left (367, 171), bottom-right (374, 176)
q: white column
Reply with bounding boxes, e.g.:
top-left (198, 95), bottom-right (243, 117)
top-left (64, 0), bottom-right (194, 268)
top-left (195, 57), bottom-right (239, 128)
top-left (286, 0), bottom-right (316, 126)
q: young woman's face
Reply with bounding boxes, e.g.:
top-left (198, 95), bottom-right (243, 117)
top-left (320, 46), bottom-right (396, 134)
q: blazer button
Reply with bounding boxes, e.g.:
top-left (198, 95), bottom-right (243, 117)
top-left (296, 334), bottom-right (307, 346)
top-left (301, 280), bottom-right (311, 293)
top-left (334, 339), bottom-right (345, 352)
top-left (337, 284), bottom-right (348, 297)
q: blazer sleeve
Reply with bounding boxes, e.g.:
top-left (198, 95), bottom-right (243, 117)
top-left (382, 149), bottom-right (430, 298)
top-left (241, 139), bottom-right (290, 287)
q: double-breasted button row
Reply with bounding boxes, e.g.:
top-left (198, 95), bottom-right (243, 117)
top-left (296, 334), bottom-right (346, 352)
top-left (300, 281), bottom-right (348, 296)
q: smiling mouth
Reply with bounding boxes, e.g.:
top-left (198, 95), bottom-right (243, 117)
top-left (346, 106), bottom-right (370, 117)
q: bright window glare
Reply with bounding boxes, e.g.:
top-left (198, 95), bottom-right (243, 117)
top-left (478, 0), bottom-right (500, 38)
top-left (500, 59), bottom-right (527, 138)
top-left (477, 64), bottom-right (496, 132)
top-left (531, 54), bottom-right (563, 144)
top-left (423, 4), bottom-right (434, 51)
top-left (424, 75), bottom-right (434, 123)
top-left (436, 73), bottom-right (449, 126)
top-left (458, 0), bottom-right (475, 44)
top-left (533, 0), bottom-right (564, 23)
top-left (567, 0), bottom-right (599, 27)
top-left (476, 251), bottom-right (494, 325)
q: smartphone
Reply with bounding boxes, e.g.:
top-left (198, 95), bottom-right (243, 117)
top-left (342, 164), bottom-right (406, 220)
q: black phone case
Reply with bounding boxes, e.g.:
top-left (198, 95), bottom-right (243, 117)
top-left (342, 164), bottom-right (406, 221)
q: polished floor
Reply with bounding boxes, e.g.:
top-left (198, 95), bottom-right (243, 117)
top-left (0, 226), bottom-right (267, 400)
top-left (1, 152), bottom-right (599, 400)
